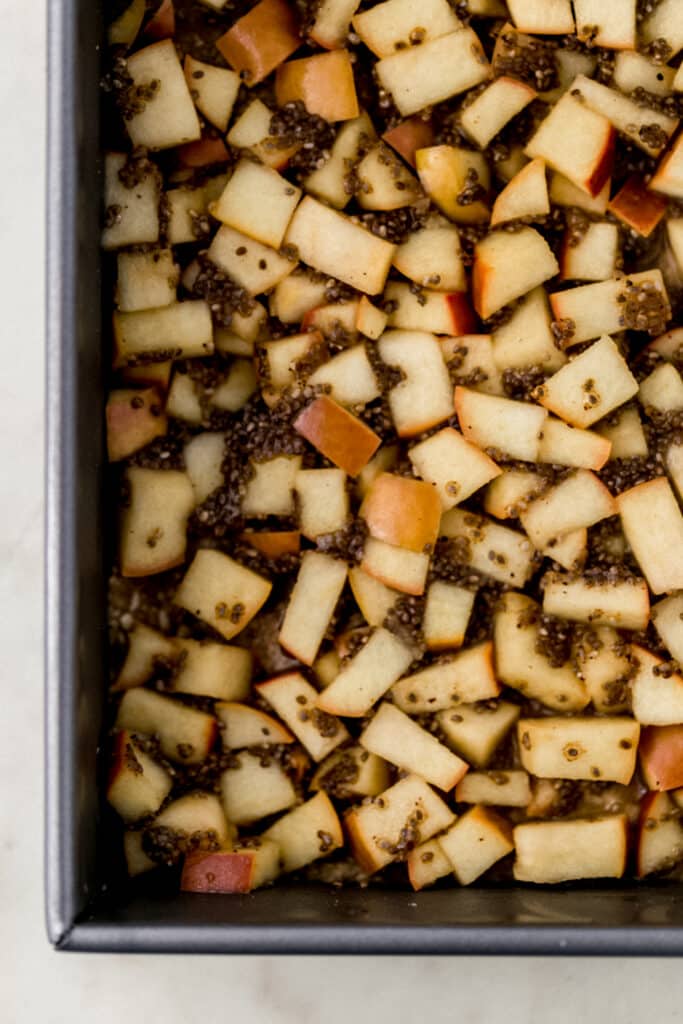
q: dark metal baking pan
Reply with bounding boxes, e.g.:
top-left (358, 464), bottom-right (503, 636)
top-left (45, 0), bottom-right (683, 954)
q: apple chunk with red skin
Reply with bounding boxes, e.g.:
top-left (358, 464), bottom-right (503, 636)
top-left (216, 0), bottom-right (301, 86)
top-left (181, 841), bottom-right (280, 893)
top-left (383, 118), bottom-right (435, 169)
top-left (275, 51), bottom-right (359, 122)
top-left (637, 791), bottom-right (683, 878)
top-left (472, 227), bottom-right (558, 320)
top-left (360, 472), bottom-right (442, 553)
top-left (525, 91), bottom-right (615, 198)
top-left (106, 388), bottom-right (166, 462)
top-left (640, 725), bottom-right (683, 791)
top-left (294, 396), bottom-right (381, 476)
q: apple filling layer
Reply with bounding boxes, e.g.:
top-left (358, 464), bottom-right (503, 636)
top-left (105, 0), bottom-right (683, 891)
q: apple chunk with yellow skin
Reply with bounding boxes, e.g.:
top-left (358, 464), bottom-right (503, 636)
top-left (183, 56), bottom-right (239, 132)
top-left (294, 396), bottom-right (381, 476)
top-left (278, 552), bottom-right (348, 666)
top-left (263, 792), bottom-right (343, 872)
top-left (181, 841), bottom-right (280, 893)
top-left (439, 807), bottom-right (513, 885)
top-left (409, 427), bottom-right (501, 511)
top-left (640, 725), bottom-right (683, 791)
top-left (211, 160), bottom-right (301, 250)
top-left (116, 689), bottom-right (218, 765)
top-left (345, 774), bottom-right (455, 873)
top-left (376, 29), bottom-right (490, 118)
top-left (416, 146), bottom-right (490, 224)
top-left (517, 717), bottom-right (640, 784)
top-left (608, 175), bottom-right (667, 238)
top-left (361, 473), bottom-right (442, 554)
top-left (107, 731), bottom-right (172, 823)
top-left (525, 92), bottom-right (614, 198)
top-left (392, 642), bottom-right (499, 713)
top-left (276, 50), bottom-right (359, 122)
top-left (216, 0), bottom-right (301, 86)
top-left (317, 627), bottom-right (414, 717)
top-left (617, 477), bottom-right (683, 595)
top-left (174, 549), bottom-right (272, 641)
top-left (490, 157), bottom-right (549, 227)
top-left (106, 388), bottom-right (166, 462)
top-left (513, 816), bottom-right (628, 884)
top-left (472, 227), bottom-right (558, 320)
top-left (637, 792), bottom-right (683, 878)
top-left (124, 40), bottom-right (201, 151)
top-left (215, 702), bottom-right (294, 749)
top-left (351, 0), bottom-right (460, 58)
top-left (119, 468), bottom-right (194, 578)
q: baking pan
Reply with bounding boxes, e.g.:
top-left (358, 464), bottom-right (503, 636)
top-left (45, 0), bottom-right (683, 954)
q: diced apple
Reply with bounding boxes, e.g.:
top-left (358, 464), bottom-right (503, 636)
top-left (360, 537), bottom-right (431, 595)
top-left (150, 792), bottom-right (232, 857)
top-left (184, 432), bottom-right (225, 504)
top-left (640, 725), bottom-right (683, 791)
top-left (176, 136), bottom-right (230, 168)
top-left (383, 117), bottom-right (435, 168)
top-left (573, 75), bottom-right (678, 157)
top-left (574, 0), bottom-right (636, 48)
top-left (617, 477), bottom-right (683, 595)
top-left (455, 386), bottom-right (547, 462)
top-left (276, 50), bottom-right (359, 121)
top-left (595, 405), bottom-right (648, 459)
top-left (101, 152), bottom-right (160, 250)
top-left (407, 837), bottom-right (453, 891)
top-left (409, 428), bottom-right (499, 511)
top-left (640, 362), bottom-right (683, 413)
top-left (240, 531), bottom-right (301, 559)
top-left (494, 592), bottom-right (590, 710)
top-left (304, 112), bottom-right (376, 209)
top-left (455, 770), bottom-right (531, 807)
top-left (121, 360), bottom-right (172, 392)
top-left (650, 133), bottom-right (683, 200)
top-left (507, 0), bottom-right (573, 33)
top-left (311, 746), bottom-right (390, 799)
top-left (631, 644), bottom-right (683, 726)
top-left (356, 445), bottom-right (399, 499)
top-left (107, 730), bottom-right (172, 823)
top-left (113, 623), bottom-right (178, 692)
top-left (215, 702), bottom-right (294, 748)
top-left (216, 0), bottom-right (301, 85)
top-left (483, 469), bottom-right (544, 520)
top-left (241, 455), bottom-right (302, 518)
top-left (640, 0), bottom-right (683, 59)
top-left (354, 297), bottom-right (387, 340)
top-left (474, 227), bottom-right (559, 320)
top-left (308, 0), bottom-right (360, 48)
top-left (169, 639), bottom-right (251, 702)
top-left (183, 55), bottom-right (239, 132)
top-left (108, 0), bottom-right (145, 46)
top-left (352, 0), bottom-right (460, 57)
top-left (637, 791), bottom-right (683, 877)
top-left (538, 418), bottom-right (611, 470)
top-left (181, 841), bottom-right (280, 893)
top-left (416, 146), bottom-right (490, 224)
top-left (438, 700), bottom-right (520, 768)
top-left (652, 594), bottom-right (683, 663)
top-left (308, 345), bottom-right (380, 407)
top-left (227, 98), bottom-right (300, 169)
top-left (211, 160), bottom-right (301, 250)
top-left (439, 806), bottom-right (513, 884)
top-left (116, 249), bottom-right (178, 312)
top-left (119, 468), bottom-right (194, 578)
top-left (294, 468), bottom-right (349, 541)
top-left (175, 549), bottom-right (272, 641)
top-left (302, 301), bottom-right (360, 339)
top-left (294, 396), bottom-right (381, 476)
top-left (106, 388), bottom-right (166, 462)
top-left (116, 688), bottom-right (217, 764)
top-left (608, 174), bottom-right (668, 238)
top-left (518, 716), bottom-right (640, 783)
top-left (221, 750), bottom-right (297, 825)
top-left (124, 830), bottom-right (157, 877)
top-left (543, 571), bottom-right (650, 631)
top-left (560, 220), bottom-right (619, 282)
top-left (376, 29), bottom-right (490, 118)
top-left (123, 39), bottom-right (200, 150)
top-left (462, 77), bottom-right (537, 150)
top-left (525, 92), bottom-right (614, 197)
top-left (513, 816), bottom-right (628, 883)
top-left (348, 567), bottom-right (398, 627)
top-left (573, 625), bottom-right (632, 713)
top-left (422, 581), bottom-right (474, 651)
top-left (360, 473), bottom-right (442, 554)
top-left (440, 334), bottom-right (505, 396)
top-left (393, 643), bottom-right (499, 714)
top-left (269, 271), bottom-right (329, 324)
top-left (440, 507), bottom-right (536, 587)
top-left (256, 671), bottom-right (349, 761)
top-left (392, 222), bottom-right (466, 292)
top-left (520, 469), bottom-right (616, 549)
top-left (278, 552), bottom-right (348, 666)
top-left (263, 791), bottom-right (343, 872)
top-left (355, 143), bottom-right (422, 210)
top-left (378, 330), bottom-right (455, 436)
top-left (490, 157), bottom-right (549, 227)
top-left (384, 283), bottom-right (475, 335)
top-left (208, 225), bottom-right (296, 295)
top-left (360, 702), bottom-right (468, 791)
top-left (537, 335), bottom-right (639, 427)
top-left (317, 627), bottom-right (414, 717)
top-left (345, 774), bottom-right (455, 873)
top-left (258, 331), bottom-right (324, 401)
top-left (614, 49), bottom-right (675, 95)
top-left (211, 359), bottom-right (258, 413)
top-left (491, 286), bottom-right (566, 372)
top-left (112, 301), bottom-right (213, 369)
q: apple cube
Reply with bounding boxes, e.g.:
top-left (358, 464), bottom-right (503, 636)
top-left (121, 360), bottom-right (172, 392)
top-left (640, 725), bottom-right (683, 791)
top-left (211, 359), bottom-right (258, 413)
top-left (378, 330), bottom-right (454, 436)
top-left (220, 751), bottom-right (297, 825)
top-left (517, 716), bottom-right (640, 784)
top-left (422, 581), bottom-right (475, 650)
top-left (483, 468), bottom-right (544, 520)
top-left (124, 40), bottom-right (200, 150)
top-left (355, 297), bottom-right (387, 340)
top-left (116, 688), bottom-right (218, 764)
top-left (116, 249), bottom-right (177, 312)
top-left (491, 286), bottom-right (566, 372)
top-left (641, 0), bottom-right (683, 59)
top-left (176, 135), bottom-right (230, 168)
top-left (208, 225), bottom-right (296, 295)
top-left (151, 792), bottom-right (232, 855)
top-left (439, 806), bottom-right (513, 885)
top-left (302, 300), bottom-right (360, 339)
top-left (276, 50), bottom-right (359, 122)
top-left (352, 0), bottom-right (459, 58)
top-left (165, 179), bottom-right (224, 247)
top-left (316, 627), bottom-right (414, 717)
top-left (520, 469), bottom-right (616, 550)
top-left (574, 0), bottom-right (636, 48)
top-left (360, 702), bottom-right (468, 791)
top-left (226, 98), bottom-right (299, 169)
top-left (455, 386), bottom-right (547, 462)
top-left (101, 152), bottom-right (160, 250)
top-left (440, 507), bottom-right (535, 587)
top-left (294, 469), bottom-right (349, 541)
top-left (538, 418), bottom-right (611, 470)
top-left (278, 552), bottom-right (348, 666)
top-left (416, 145), bottom-right (490, 224)
top-left (216, 0), bottom-right (301, 85)
top-left (490, 157), bottom-right (549, 227)
top-left (455, 769), bottom-right (531, 807)
top-left (183, 55), bottom-right (239, 132)
top-left (308, 345), bottom-right (380, 407)
top-left (560, 220), bottom-right (619, 282)
top-left (107, 730), bottom-right (172, 823)
top-left (348, 567), bottom-right (398, 626)
top-left (631, 644), bottom-right (683, 726)
top-left (440, 335), bottom-right (505, 396)
top-left (438, 700), bottom-right (520, 768)
top-left (124, 831), bottom-right (157, 877)
top-left (392, 222), bottom-right (466, 292)
top-left (239, 531), bottom-right (301, 559)
top-left (211, 160), bottom-right (301, 250)
top-left (106, 388), bottom-right (166, 462)
top-left (494, 592), bottom-right (590, 710)
top-left (183, 432), bottom-right (225, 504)
top-left (304, 112), bottom-right (377, 209)
top-left (112, 301), bottom-right (213, 369)
top-left (649, 326), bottom-right (683, 360)
top-left (550, 171), bottom-right (610, 214)
top-left (113, 623), bottom-right (178, 691)
top-left (595, 406), bottom-right (648, 460)
top-left (119, 468), bottom-right (194, 578)
top-left (637, 791), bottom-right (683, 877)
top-left (573, 75), bottom-right (678, 157)
top-left (108, 0), bottom-right (145, 45)
top-left (640, 362), bottom-right (683, 413)
top-left (345, 774), bottom-right (455, 873)
top-left (256, 671), bottom-right (349, 761)
top-left (263, 791), bottom-right (343, 872)
top-left (215, 702), bottom-right (294, 748)
top-left (513, 816), bottom-right (628, 883)
top-left (525, 92), bottom-right (614, 197)
top-left (361, 472), bottom-right (442, 553)
top-left (617, 477), bottom-right (683, 594)
top-left (392, 642), bottom-right (499, 713)
top-left (269, 271), bottom-right (329, 324)
top-left (384, 283), bottom-right (475, 335)
top-left (650, 132), bottom-right (683, 199)
top-left (668, 219), bottom-right (683, 278)
top-left (285, 197), bottom-right (395, 294)
top-left (383, 117), bottom-right (435, 169)
top-left (169, 639), bottom-right (251, 702)
top-left (462, 77), bottom-right (537, 150)
top-left (355, 144), bottom-right (422, 210)
top-left (355, 445), bottom-right (399, 498)
top-left (473, 226), bottom-right (558, 320)
top-left (407, 838), bottom-right (453, 891)
top-left (360, 537), bottom-right (431, 594)
top-left (308, 0), bottom-right (361, 48)
top-left (573, 625), bottom-right (632, 713)
top-left (409, 424), bottom-right (500, 511)
top-left (537, 335), bottom-right (639, 428)
top-left (174, 549), bottom-right (272, 641)
top-left (376, 29), bottom-right (490, 118)
top-left (652, 594), bottom-right (683, 663)
top-left (241, 455), bottom-right (302, 518)
top-left (507, 0), bottom-right (574, 33)
top-left (180, 840), bottom-right (280, 893)
top-left (311, 746), bottom-right (390, 799)
top-left (614, 49), bottom-right (675, 94)
top-left (293, 396), bottom-right (381, 476)
top-left (543, 569), bottom-right (651, 630)
top-left (608, 174), bottom-right (668, 238)
top-left (258, 331), bottom-right (324, 400)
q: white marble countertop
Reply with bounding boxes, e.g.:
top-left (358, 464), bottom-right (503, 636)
top-left (2, 3), bottom-right (682, 1018)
